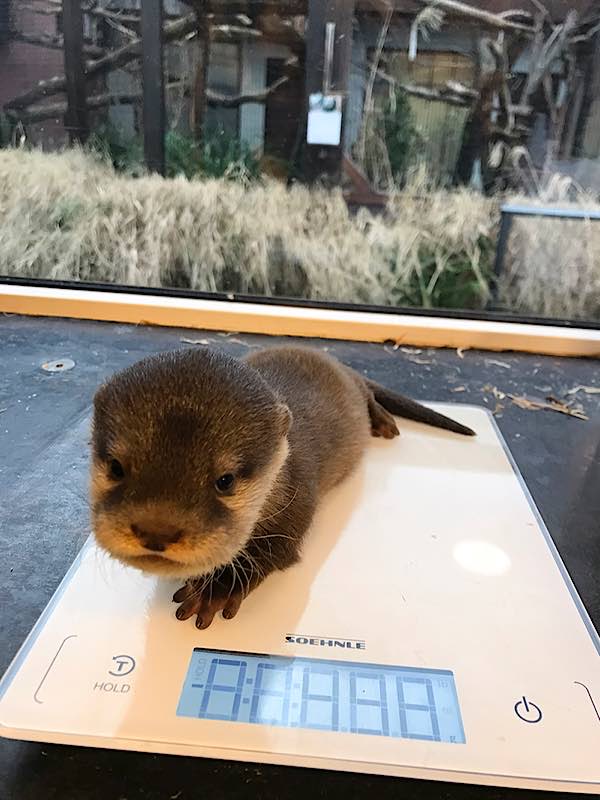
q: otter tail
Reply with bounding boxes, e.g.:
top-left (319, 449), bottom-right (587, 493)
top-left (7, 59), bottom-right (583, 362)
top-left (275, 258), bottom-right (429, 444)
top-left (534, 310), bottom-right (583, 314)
top-left (366, 380), bottom-right (476, 437)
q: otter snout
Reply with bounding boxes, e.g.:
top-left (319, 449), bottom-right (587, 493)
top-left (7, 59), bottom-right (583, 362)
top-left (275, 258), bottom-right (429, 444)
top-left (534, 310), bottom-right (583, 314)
top-left (130, 519), bottom-right (183, 552)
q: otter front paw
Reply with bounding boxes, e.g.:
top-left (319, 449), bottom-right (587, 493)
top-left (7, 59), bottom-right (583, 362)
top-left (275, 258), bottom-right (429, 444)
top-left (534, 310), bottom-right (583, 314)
top-left (172, 577), bottom-right (244, 629)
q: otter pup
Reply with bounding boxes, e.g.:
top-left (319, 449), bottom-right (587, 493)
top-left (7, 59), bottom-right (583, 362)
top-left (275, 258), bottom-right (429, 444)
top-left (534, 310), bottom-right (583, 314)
top-left (91, 346), bottom-right (474, 628)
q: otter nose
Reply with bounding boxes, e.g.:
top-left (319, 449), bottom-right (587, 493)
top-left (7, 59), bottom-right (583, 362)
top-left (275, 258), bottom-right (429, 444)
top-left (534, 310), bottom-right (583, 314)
top-left (131, 522), bottom-right (182, 552)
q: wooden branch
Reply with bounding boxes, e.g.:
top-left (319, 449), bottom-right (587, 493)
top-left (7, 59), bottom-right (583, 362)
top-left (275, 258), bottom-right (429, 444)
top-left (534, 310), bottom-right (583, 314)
top-left (364, 0), bottom-right (394, 15)
top-left (528, 0), bottom-right (550, 21)
top-left (7, 76), bottom-right (291, 125)
top-left (6, 91), bottom-right (146, 124)
top-left (374, 66), bottom-right (476, 106)
top-left (400, 81), bottom-right (471, 107)
top-left (87, 7), bottom-right (184, 23)
top-left (100, 12), bottom-right (139, 41)
top-left (358, 5), bottom-right (393, 164)
top-left (19, 3), bottom-right (61, 16)
top-left (443, 80), bottom-right (478, 100)
top-left (413, 0), bottom-right (533, 33)
top-left (88, 9), bottom-right (142, 25)
top-left (207, 74), bottom-right (289, 106)
top-left (5, 13), bottom-right (197, 111)
top-left (12, 30), bottom-right (104, 58)
top-left (212, 24), bottom-right (262, 37)
top-left (562, 70), bottom-right (584, 157)
top-left (178, 0), bottom-right (306, 14)
top-left (571, 21), bottom-right (600, 44)
top-left (520, 11), bottom-right (578, 104)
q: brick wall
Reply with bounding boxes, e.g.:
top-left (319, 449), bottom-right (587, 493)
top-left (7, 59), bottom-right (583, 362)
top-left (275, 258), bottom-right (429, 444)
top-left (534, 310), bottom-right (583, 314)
top-left (0, 5), bottom-right (66, 145)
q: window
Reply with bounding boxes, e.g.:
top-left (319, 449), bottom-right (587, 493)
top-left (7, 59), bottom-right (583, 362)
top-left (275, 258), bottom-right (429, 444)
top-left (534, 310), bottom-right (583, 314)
top-left (1, 2), bottom-right (600, 326)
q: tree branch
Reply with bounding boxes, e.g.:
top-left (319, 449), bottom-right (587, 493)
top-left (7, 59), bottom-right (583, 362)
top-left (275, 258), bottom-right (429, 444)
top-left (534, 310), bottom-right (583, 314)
top-left (19, 3), bottom-right (61, 16)
top-left (207, 74), bottom-right (289, 106)
top-left (5, 13), bottom-right (197, 111)
top-left (12, 30), bottom-right (104, 58)
top-left (374, 66), bottom-right (476, 106)
top-left (413, 0), bottom-right (534, 33)
top-left (212, 24), bottom-right (262, 38)
top-left (6, 91), bottom-right (147, 124)
top-left (520, 11), bottom-right (578, 104)
top-left (399, 81), bottom-right (472, 107)
top-left (7, 76), bottom-right (290, 124)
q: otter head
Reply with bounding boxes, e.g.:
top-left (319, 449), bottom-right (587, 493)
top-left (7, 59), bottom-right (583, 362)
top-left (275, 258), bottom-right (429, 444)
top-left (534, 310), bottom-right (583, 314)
top-left (90, 348), bottom-right (291, 579)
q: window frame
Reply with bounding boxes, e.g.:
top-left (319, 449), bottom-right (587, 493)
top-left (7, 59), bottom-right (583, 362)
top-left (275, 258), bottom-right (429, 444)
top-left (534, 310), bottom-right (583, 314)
top-left (1, 276), bottom-right (599, 358)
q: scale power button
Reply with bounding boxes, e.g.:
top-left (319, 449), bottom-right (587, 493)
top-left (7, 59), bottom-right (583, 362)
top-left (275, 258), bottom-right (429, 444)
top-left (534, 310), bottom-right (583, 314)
top-left (514, 696), bottom-right (542, 723)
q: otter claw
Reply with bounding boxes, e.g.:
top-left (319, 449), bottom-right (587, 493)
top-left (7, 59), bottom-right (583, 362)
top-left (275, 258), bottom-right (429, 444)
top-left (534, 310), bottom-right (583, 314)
top-left (173, 579), bottom-right (244, 629)
top-left (172, 586), bottom-right (190, 603)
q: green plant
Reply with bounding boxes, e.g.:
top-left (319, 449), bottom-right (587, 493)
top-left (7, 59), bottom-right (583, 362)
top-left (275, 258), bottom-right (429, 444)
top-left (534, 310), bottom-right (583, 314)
top-left (0, 114), bottom-right (11, 148)
top-left (391, 236), bottom-right (493, 309)
top-left (380, 89), bottom-right (420, 184)
top-left (197, 126), bottom-right (260, 181)
top-left (359, 87), bottom-right (421, 190)
top-left (87, 124), bottom-right (144, 175)
top-left (164, 130), bottom-right (203, 178)
top-left (87, 124), bottom-right (260, 182)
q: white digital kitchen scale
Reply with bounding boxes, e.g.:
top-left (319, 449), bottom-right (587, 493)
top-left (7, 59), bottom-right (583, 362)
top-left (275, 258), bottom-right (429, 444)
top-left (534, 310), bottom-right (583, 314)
top-left (1, 405), bottom-right (599, 793)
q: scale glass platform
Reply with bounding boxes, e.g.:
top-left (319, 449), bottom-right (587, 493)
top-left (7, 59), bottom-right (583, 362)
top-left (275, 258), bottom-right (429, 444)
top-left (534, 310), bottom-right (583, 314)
top-left (1, 405), bottom-right (599, 793)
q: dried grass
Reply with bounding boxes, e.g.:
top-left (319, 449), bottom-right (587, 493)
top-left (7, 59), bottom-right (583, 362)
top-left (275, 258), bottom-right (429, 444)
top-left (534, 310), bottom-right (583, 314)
top-left (0, 147), bottom-right (497, 310)
top-left (499, 196), bottom-right (600, 320)
top-left (494, 149), bottom-right (600, 320)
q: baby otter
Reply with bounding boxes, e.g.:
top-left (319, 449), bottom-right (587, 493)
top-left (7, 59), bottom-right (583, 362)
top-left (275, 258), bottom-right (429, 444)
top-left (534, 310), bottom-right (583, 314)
top-left (91, 346), bottom-right (474, 628)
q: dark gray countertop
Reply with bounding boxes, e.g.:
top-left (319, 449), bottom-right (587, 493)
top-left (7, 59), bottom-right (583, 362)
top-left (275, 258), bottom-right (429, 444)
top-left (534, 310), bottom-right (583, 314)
top-left (1, 313), bottom-right (599, 800)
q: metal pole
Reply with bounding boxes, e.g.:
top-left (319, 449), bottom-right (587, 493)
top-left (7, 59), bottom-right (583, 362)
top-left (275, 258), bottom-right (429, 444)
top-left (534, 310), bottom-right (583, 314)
top-left (303, 0), bottom-right (355, 184)
top-left (490, 210), bottom-right (512, 307)
top-left (63, 0), bottom-right (89, 144)
top-left (141, 0), bottom-right (166, 175)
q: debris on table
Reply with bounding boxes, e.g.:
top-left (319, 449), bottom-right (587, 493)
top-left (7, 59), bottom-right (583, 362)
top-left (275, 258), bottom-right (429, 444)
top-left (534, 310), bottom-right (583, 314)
top-left (565, 385), bottom-right (600, 396)
top-left (383, 344), bottom-right (430, 363)
top-left (227, 338), bottom-right (261, 348)
top-left (407, 356), bottom-right (432, 365)
top-left (485, 358), bottom-right (511, 370)
top-left (482, 385), bottom-right (506, 415)
top-left (482, 384), bottom-right (506, 400)
top-left (481, 384), bottom-right (587, 419)
top-left (181, 337), bottom-right (211, 346)
top-left (507, 394), bottom-right (588, 420)
top-left (456, 347), bottom-right (468, 359)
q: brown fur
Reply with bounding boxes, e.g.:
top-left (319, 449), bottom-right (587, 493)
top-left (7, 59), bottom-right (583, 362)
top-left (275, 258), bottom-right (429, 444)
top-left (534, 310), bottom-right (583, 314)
top-left (90, 345), bottom-right (474, 628)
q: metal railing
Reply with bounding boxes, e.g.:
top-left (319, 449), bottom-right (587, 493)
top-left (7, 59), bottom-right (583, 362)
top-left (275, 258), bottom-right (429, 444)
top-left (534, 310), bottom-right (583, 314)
top-left (492, 202), bottom-right (600, 303)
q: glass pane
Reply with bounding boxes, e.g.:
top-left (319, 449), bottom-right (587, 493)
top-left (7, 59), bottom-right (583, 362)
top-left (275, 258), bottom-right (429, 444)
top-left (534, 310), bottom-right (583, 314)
top-left (1, 1), bottom-right (600, 323)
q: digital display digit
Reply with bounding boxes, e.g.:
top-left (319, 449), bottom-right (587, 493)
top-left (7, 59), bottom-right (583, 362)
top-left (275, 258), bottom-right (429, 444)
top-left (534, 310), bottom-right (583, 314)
top-left (177, 648), bottom-right (465, 744)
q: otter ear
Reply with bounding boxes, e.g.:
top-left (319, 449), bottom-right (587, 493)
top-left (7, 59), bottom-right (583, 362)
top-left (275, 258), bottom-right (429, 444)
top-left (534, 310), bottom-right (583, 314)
top-left (276, 403), bottom-right (292, 437)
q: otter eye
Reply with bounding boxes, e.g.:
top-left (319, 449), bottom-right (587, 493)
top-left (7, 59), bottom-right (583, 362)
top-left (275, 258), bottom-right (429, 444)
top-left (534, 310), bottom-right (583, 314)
top-left (215, 473), bottom-right (235, 493)
top-left (109, 459), bottom-right (125, 480)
